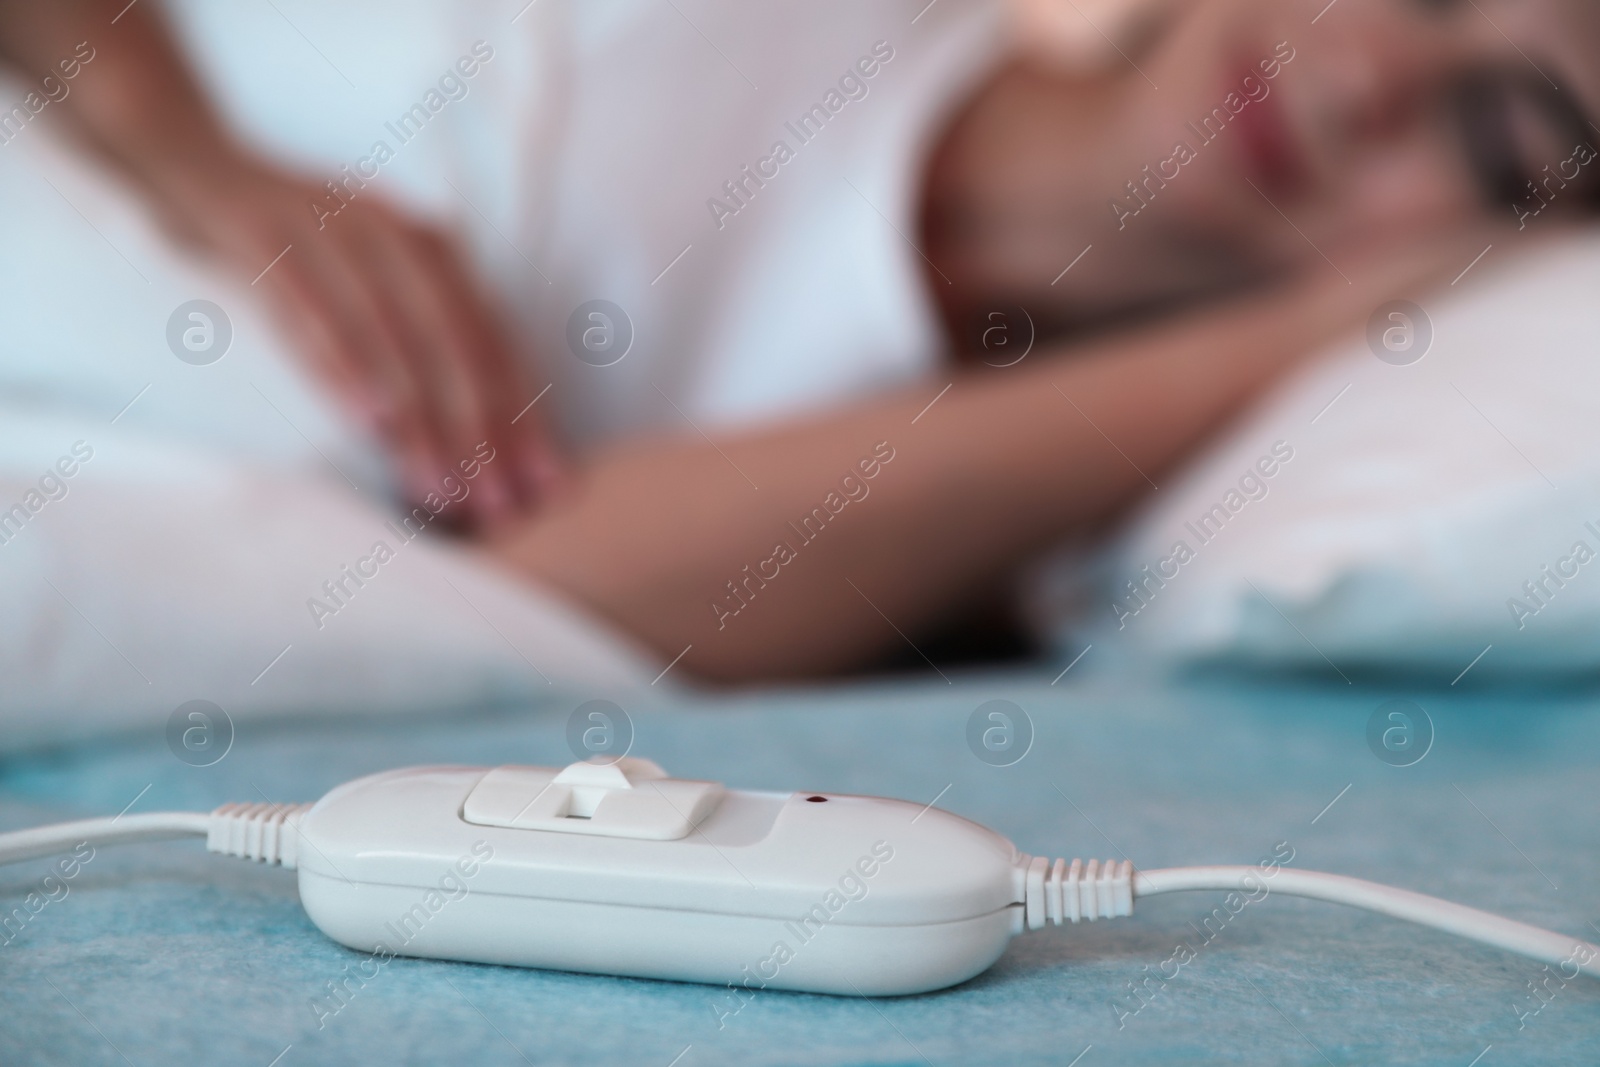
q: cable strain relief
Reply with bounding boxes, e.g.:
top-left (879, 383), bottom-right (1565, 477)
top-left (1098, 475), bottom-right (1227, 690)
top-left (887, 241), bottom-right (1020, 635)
top-left (206, 802), bottom-right (313, 869)
top-left (1017, 855), bottom-right (1135, 930)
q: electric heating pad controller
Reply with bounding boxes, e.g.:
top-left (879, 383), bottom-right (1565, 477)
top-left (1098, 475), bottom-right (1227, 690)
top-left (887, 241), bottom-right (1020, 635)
top-left (5, 756), bottom-right (1597, 996)
top-left (294, 757), bottom-right (1025, 996)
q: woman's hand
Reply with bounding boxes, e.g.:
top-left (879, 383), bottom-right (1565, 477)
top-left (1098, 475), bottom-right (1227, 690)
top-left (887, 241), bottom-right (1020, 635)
top-left (157, 157), bottom-right (561, 530)
top-left (0, 0), bottom-right (561, 529)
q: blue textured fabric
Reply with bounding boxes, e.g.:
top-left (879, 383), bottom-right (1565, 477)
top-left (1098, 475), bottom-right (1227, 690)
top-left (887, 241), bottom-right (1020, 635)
top-left (2, 666), bottom-right (1597, 1066)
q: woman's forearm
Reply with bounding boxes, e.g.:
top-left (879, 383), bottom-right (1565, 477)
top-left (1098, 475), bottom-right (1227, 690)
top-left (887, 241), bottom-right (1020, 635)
top-left (489, 267), bottom-right (1405, 681)
top-left (0, 0), bottom-right (246, 197)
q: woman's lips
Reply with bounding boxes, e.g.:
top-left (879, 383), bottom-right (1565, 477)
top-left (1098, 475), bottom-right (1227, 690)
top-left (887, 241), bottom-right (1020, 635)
top-left (1230, 69), bottom-right (1311, 197)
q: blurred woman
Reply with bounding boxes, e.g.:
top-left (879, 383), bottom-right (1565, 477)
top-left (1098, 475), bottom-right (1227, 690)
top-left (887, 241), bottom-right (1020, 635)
top-left (487, 0), bottom-right (1600, 679)
top-left (2, 0), bottom-right (1596, 680)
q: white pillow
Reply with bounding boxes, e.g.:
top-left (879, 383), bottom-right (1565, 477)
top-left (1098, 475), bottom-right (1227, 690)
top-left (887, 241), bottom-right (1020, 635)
top-left (0, 405), bottom-right (659, 751)
top-left (1031, 230), bottom-right (1600, 681)
top-left (0, 40), bottom-right (657, 751)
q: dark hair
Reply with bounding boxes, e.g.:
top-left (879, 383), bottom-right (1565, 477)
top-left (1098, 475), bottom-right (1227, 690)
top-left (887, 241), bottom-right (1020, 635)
top-left (1455, 70), bottom-right (1600, 215)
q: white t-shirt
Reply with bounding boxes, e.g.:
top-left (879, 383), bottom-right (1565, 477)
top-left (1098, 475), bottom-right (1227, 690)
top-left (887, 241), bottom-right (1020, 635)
top-left (483, 0), bottom-right (1010, 448)
top-left (3, 0), bottom-right (1006, 466)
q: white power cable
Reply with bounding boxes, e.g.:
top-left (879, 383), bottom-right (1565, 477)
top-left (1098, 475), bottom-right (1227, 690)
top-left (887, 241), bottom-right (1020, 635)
top-left (0, 804), bottom-right (311, 870)
top-left (1020, 857), bottom-right (1600, 977)
top-left (1132, 865), bottom-right (1600, 977)
top-left (0, 813), bottom-right (210, 866)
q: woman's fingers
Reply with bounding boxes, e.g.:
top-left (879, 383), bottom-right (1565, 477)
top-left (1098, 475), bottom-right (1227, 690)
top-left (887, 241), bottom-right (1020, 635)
top-left (401, 224), bottom-right (561, 510)
top-left (260, 226), bottom-right (449, 506)
top-left (328, 218), bottom-right (490, 514)
top-left (185, 166), bottom-right (560, 527)
top-left (350, 213), bottom-right (532, 528)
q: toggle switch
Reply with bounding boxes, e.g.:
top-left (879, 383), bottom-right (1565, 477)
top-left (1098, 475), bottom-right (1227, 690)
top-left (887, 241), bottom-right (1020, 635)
top-left (460, 757), bottom-right (725, 840)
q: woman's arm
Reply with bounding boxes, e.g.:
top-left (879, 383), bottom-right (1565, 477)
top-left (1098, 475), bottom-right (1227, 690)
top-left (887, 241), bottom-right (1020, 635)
top-left (0, 0), bottom-right (557, 526)
top-left (0, 0), bottom-right (234, 193)
top-left (487, 247), bottom-right (1462, 682)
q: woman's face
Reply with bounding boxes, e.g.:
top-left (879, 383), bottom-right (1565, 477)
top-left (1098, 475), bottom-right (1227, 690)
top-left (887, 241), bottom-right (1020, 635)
top-left (1125, 0), bottom-right (1600, 270)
